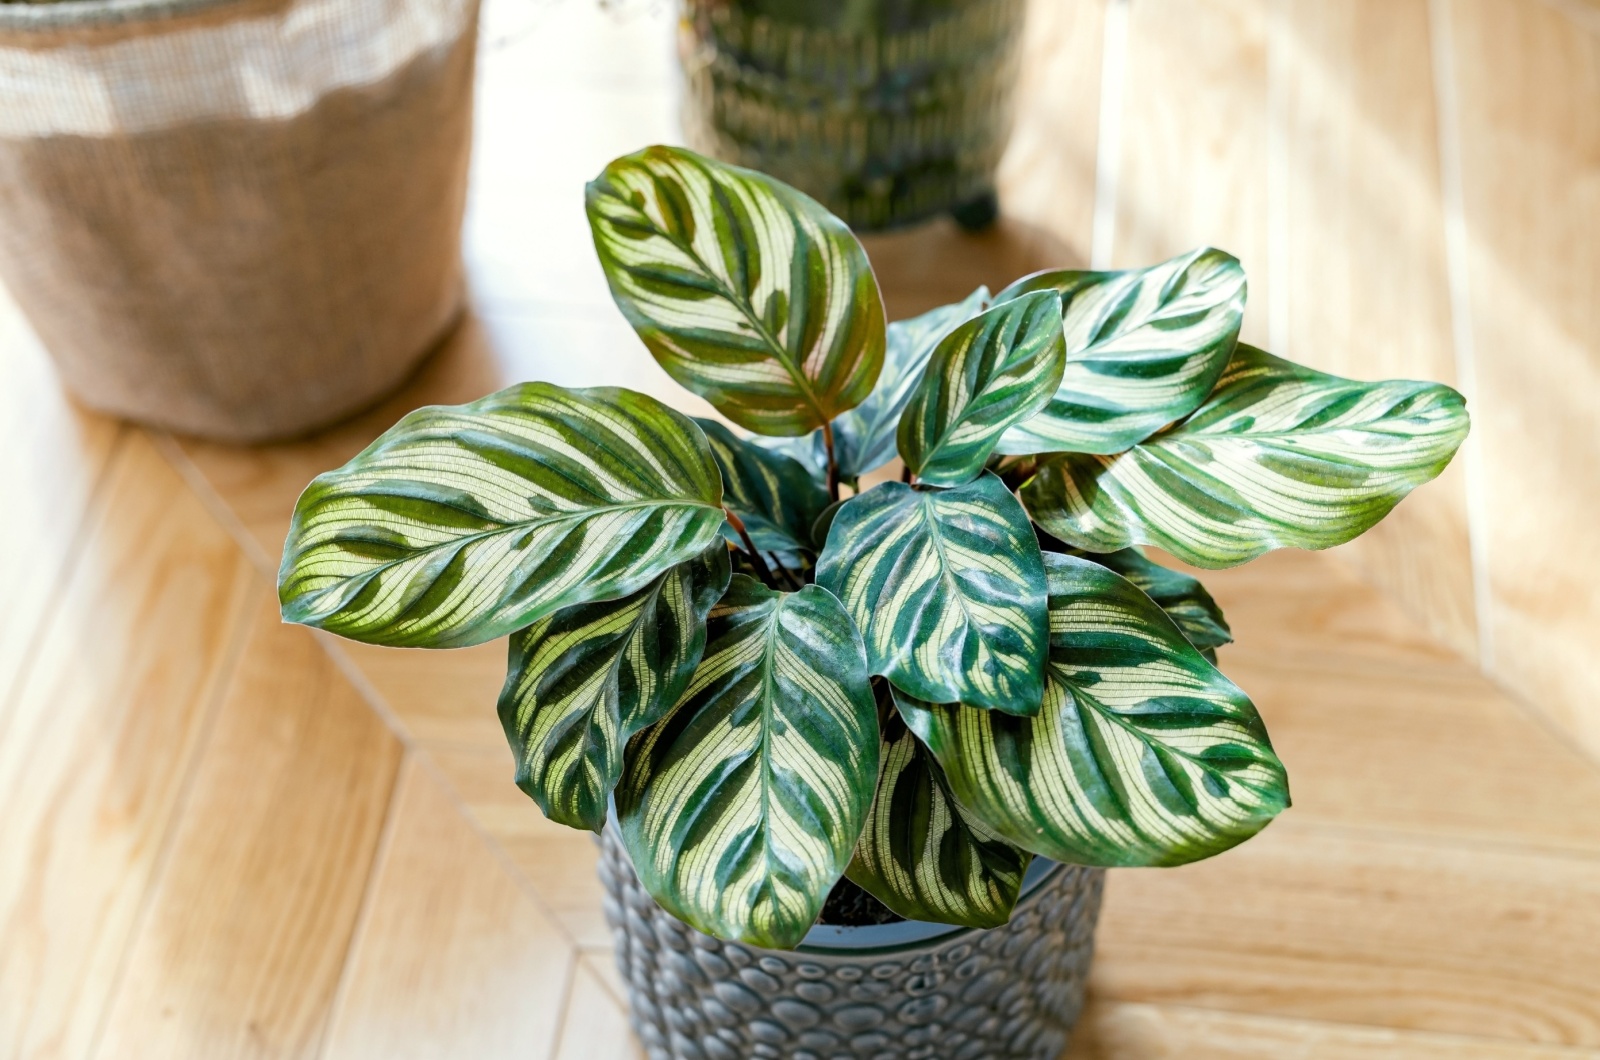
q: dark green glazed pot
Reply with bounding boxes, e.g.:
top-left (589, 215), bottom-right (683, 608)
top-left (677, 0), bottom-right (1028, 231)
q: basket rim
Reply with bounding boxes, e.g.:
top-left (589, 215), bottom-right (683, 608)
top-left (0, 0), bottom-right (265, 34)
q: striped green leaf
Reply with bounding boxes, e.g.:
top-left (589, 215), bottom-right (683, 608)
top-left (1021, 345), bottom-right (1471, 568)
top-left (617, 578), bottom-right (878, 949)
top-left (814, 473), bottom-right (1048, 715)
top-left (1077, 547), bottom-right (1231, 658)
top-left (587, 145), bottom-right (886, 437)
top-left (696, 418), bottom-right (831, 556)
top-left (846, 708), bottom-right (1031, 928)
top-left (898, 291), bottom-right (1067, 487)
top-left (898, 552), bottom-right (1289, 868)
top-left (996, 248), bottom-right (1246, 456)
top-left (498, 545), bottom-right (731, 832)
top-left (278, 385), bottom-right (725, 648)
top-left (751, 287), bottom-right (989, 485)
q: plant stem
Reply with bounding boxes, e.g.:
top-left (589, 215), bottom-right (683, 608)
top-left (900, 463), bottom-right (912, 484)
top-left (724, 509), bottom-right (776, 587)
top-left (822, 421), bottom-right (840, 503)
top-left (768, 552), bottom-right (802, 590)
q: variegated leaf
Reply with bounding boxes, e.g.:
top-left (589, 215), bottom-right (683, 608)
top-left (814, 474), bottom-right (1048, 715)
top-left (752, 288), bottom-right (990, 484)
top-left (898, 291), bottom-right (1066, 487)
top-left (1021, 345), bottom-right (1471, 568)
top-left (617, 578), bottom-right (878, 949)
top-left (997, 248), bottom-right (1245, 456)
top-left (696, 418), bottom-right (831, 555)
top-left (1076, 547), bottom-right (1231, 657)
top-left (498, 546), bottom-right (731, 832)
top-left (587, 145), bottom-right (886, 437)
top-left (898, 552), bottom-right (1288, 867)
top-left (846, 708), bottom-right (1030, 928)
top-left (278, 385), bottom-right (725, 648)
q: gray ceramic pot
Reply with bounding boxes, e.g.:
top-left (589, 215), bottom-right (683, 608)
top-left (598, 827), bottom-right (1105, 1060)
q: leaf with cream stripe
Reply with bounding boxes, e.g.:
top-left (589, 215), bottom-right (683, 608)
top-left (588, 145), bottom-right (886, 437)
top-left (898, 552), bottom-right (1288, 867)
top-left (696, 418), bottom-right (831, 556)
top-left (814, 474), bottom-right (1048, 715)
top-left (750, 287), bottom-right (990, 485)
top-left (996, 248), bottom-right (1245, 456)
top-left (278, 384), bottom-right (724, 648)
top-left (617, 577), bottom-right (878, 949)
top-left (1072, 547), bottom-right (1231, 659)
top-left (1021, 345), bottom-right (1471, 568)
top-left (847, 707), bottom-right (1031, 928)
top-left (898, 291), bottom-right (1066, 487)
top-left (499, 545), bottom-right (730, 832)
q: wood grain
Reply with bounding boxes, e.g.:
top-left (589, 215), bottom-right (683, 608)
top-left (994, 0), bottom-right (1109, 267)
top-left (336, 639), bottom-right (507, 753)
top-left (1204, 550), bottom-right (1600, 855)
top-left (1279, 0), bottom-right (1479, 658)
top-left (94, 594), bottom-right (403, 1060)
top-left (0, 291), bottom-right (121, 714)
top-left (1065, 1000), bottom-right (1598, 1058)
top-left (551, 958), bottom-right (642, 1060)
top-left (1444, 0), bottom-right (1600, 759)
top-left (1091, 820), bottom-right (1600, 1046)
top-left (428, 746), bottom-right (611, 949)
top-left (323, 757), bottom-right (574, 1060)
top-left (1114, 0), bottom-right (1272, 345)
top-left (0, 435), bottom-right (255, 1060)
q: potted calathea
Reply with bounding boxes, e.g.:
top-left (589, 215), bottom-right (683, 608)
top-left (278, 147), bottom-right (1468, 1059)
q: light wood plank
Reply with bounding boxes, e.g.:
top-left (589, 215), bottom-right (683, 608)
top-left (1203, 550), bottom-right (1600, 855)
top-left (1279, 0), bottom-right (1479, 658)
top-left (0, 434), bottom-right (256, 1060)
top-left (552, 958), bottom-right (642, 1060)
top-left (1445, 0), bottom-right (1600, 759)
top-left (1065, 1000), bottom-right (1596, 1058)
top-left (1091, 820), bottom-right (1600, 1046)
top-left (322, 757), bottom-right (574, 1060)
top-left (428, 746), bottom-right (610, 949)
top-left (994, 0), bottom-right (1108, 271)
top-left (0, 289), bottom-right (122, 712)
top-left (1115, 0), bottom-right (1271, 344)
top-left (95, 594), bottom-right (403, 1060)
top-left (335, 640), bottom-right (507, 753)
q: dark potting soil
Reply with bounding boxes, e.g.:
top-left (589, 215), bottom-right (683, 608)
top-left (816, 875), bottom-right (904, 927)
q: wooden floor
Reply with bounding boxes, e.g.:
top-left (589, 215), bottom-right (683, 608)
top-left (4, 1), bottom-right (1600, 1058)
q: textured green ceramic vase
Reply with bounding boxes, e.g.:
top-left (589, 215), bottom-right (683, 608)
top-left (678, 0), bottom-right (1028, 231)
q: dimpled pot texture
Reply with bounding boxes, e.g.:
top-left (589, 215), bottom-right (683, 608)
top-left (598, 826), bottom-right (1105, 1060)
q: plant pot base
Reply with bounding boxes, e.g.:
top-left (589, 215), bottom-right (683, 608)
top-left (598, 827), bottom-right (1105, 1060)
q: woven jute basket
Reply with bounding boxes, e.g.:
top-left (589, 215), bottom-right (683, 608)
top-left (0, 0), bottom-right (479, 441)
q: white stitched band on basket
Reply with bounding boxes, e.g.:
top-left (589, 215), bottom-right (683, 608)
top-left (0, 0), bottom-right (474, 137)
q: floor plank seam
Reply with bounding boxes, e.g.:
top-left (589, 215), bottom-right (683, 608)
top-left (0, 424), bottom-right (128, 741)
top-left (150, 430), bottom-right (277, 578)
top-left (1281, 815), bottom-right (1600, 865)
top-left (314, 747), bottom-right (417, 1060)
top-left (153, 446), bottom-right (613, 959)
top-left (79, 566), bottom-right (260, 1060)
top-left (545, 949), bottom-right (584, 1060)
top-left (1084, 997), bottom-right (1600, 1055)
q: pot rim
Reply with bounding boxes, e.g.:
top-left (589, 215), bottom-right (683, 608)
top-left (795, 857), bottom-right (1064, 956)
top-left (0, 0), bottom-right (263, 34)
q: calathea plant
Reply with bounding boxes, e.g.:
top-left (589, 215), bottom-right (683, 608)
top-left (278, 145), bottom-right (1469, 950)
